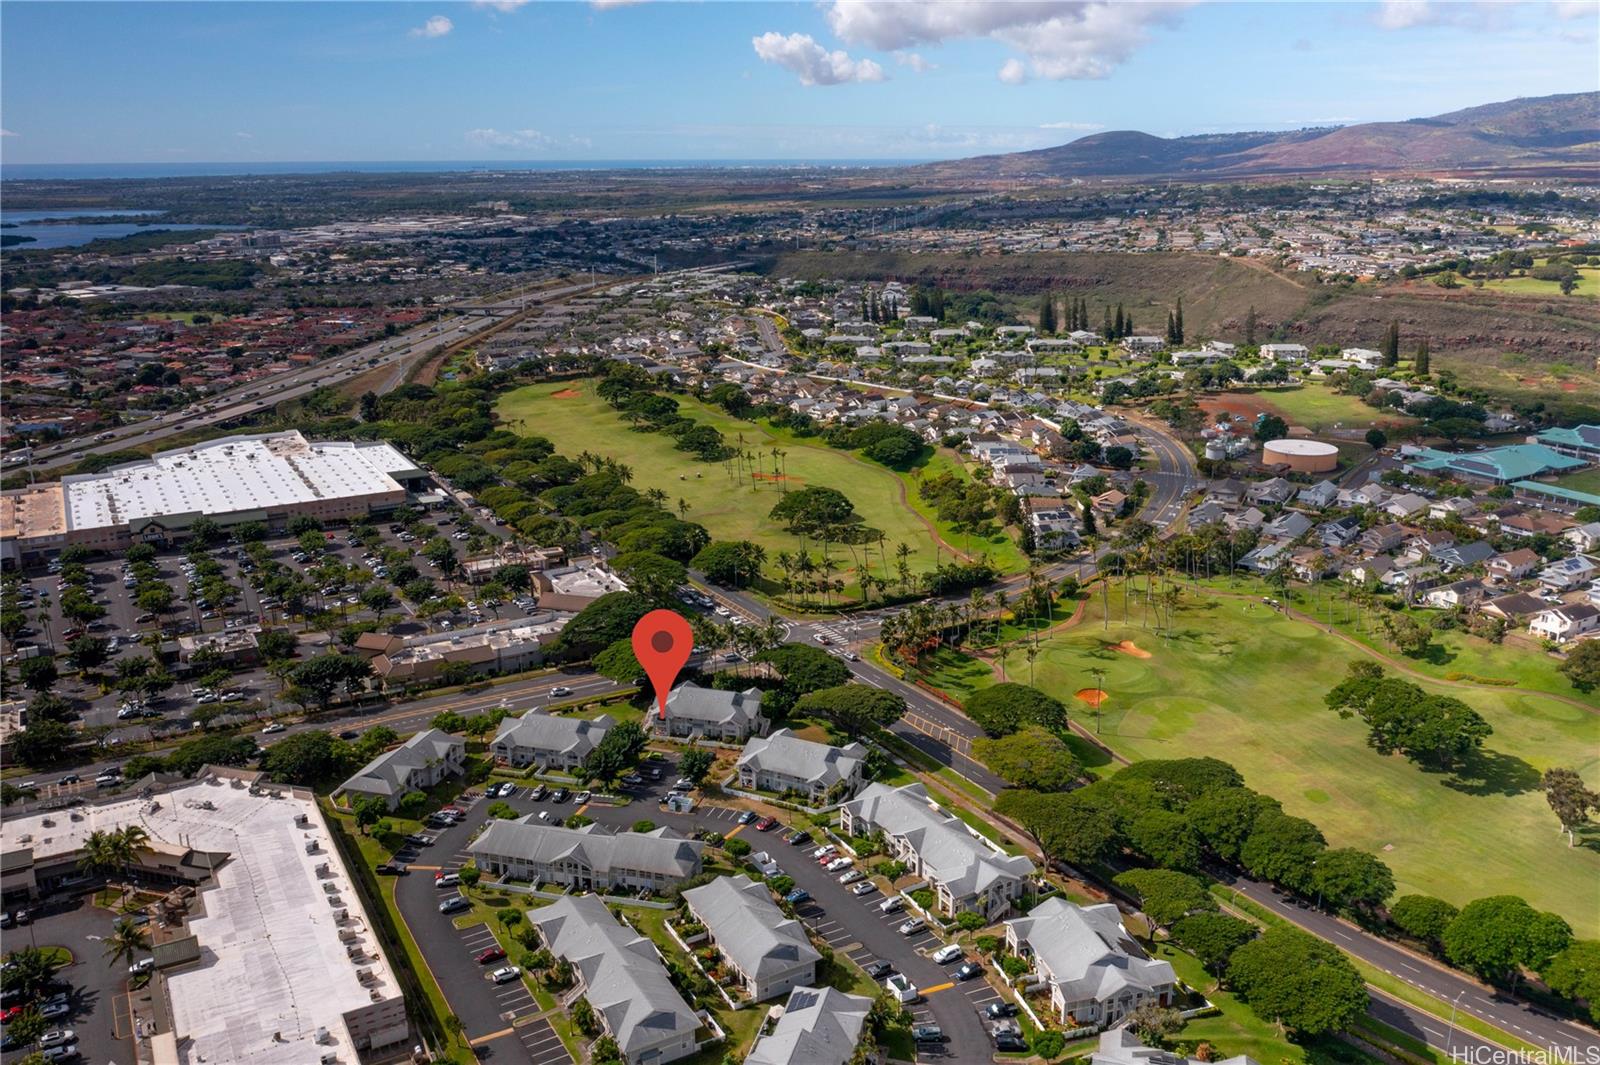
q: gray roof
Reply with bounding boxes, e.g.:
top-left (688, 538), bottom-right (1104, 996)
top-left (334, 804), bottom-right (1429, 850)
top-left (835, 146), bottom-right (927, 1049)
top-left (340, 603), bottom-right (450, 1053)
top-left (843, 783), bottom-right (1034, 899)
top-left (338, 728), bottom-right (462, 798)
top-left (1006, 899), bottom-right (1175, 1005)
top-left (735, 729), bottom-right (866, 790)
top-left (662, 681), bottom-right (765, 729)
top-left (744, 986), bottom-right (871, 1065)
top-left (492, 710), bottom-right (613, 759)
top-left (467, 820), bottom-right (704, 881)
top-left (682, 876), bottom-right (820, 983)
top-left (1092, 1026), bottom-right (1258, 1065)
top-left (528, 894), bottom-right (700, 1059)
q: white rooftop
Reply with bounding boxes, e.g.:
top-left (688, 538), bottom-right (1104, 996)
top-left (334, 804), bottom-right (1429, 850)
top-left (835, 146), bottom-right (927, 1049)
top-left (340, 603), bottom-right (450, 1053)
top-left (61, 431), bottom-right (415, 532)
top-left (0, 773), bottom-right (401, 1065)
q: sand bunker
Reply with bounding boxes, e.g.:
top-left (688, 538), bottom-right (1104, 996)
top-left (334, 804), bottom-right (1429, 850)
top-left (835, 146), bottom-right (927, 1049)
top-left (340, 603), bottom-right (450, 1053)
top-left (1076, 688), bottom-right (1108, 708)
top-left (1111, 640), bottom-right (1151, 659)
top-left (550, 388), bottom-right (581, 399)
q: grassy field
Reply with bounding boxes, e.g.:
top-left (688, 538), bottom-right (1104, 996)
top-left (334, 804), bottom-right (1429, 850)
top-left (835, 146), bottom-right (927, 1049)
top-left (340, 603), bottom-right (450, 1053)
top-left (1552, 467), bottom-right (1600, 496)
top-left (496, 381), bottom-right (1020, 594)
top-left (916, 581), bottom-right (1600, 931)
top-left (1209, 383), bottom-right (1414, 434)
top-left (1479, 261), bottom-right (1599, 299)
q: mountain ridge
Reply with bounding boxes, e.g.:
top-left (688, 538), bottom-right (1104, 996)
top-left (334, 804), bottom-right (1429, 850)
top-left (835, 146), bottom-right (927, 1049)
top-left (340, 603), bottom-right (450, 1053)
top-left (917, 91), bottom-right (1600, 179)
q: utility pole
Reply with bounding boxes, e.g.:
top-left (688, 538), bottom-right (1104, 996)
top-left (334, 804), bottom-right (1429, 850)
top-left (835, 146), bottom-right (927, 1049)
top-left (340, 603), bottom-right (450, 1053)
top-left (1092, 667), bottom-right (1105, 733)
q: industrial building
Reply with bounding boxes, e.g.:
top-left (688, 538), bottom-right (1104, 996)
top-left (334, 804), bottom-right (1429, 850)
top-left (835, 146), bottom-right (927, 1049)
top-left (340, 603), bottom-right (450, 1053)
top-left (1, 430), bottom-right (427, 567)
top-left (0, 766), bottom-right (410, 1065)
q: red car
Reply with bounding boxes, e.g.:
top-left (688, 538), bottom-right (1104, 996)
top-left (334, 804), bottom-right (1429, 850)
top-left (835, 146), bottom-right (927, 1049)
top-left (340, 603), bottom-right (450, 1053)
top-left (753, 817), bottom-right (778, 831)
top-left (0, 1005), bottom-right (24, 1024)
top-left (476, 946), bottom-right (506, 964)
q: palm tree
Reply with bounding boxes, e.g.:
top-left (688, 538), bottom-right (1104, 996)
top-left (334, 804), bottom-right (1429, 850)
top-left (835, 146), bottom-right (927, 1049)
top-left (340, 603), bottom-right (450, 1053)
top-left (104, 917), bottom-right (150, 970)
top-left (79, 830), bottom-right (121, 879)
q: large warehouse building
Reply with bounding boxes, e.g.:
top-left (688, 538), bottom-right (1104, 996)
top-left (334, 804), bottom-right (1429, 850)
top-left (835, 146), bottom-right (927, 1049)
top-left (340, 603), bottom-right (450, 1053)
top-left (1, 431), bottom-right (426, 566)
top-left (0, 766), bottom-right (411, 1064)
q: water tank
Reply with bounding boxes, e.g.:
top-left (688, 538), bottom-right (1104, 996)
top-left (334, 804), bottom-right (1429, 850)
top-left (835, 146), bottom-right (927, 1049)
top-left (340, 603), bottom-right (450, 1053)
top-left (1262, 438), bottom-right (1338, 473)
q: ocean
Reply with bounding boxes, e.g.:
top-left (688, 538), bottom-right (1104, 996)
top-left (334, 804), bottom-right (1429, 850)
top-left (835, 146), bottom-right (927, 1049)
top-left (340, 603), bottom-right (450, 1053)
top-left (0, 158), bottom-right (925, 181)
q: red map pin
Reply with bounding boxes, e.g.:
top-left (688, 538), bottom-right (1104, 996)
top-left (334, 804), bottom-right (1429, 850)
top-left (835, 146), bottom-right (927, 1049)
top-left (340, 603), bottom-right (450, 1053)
top-left (632, 609), bottom-right (693, 720)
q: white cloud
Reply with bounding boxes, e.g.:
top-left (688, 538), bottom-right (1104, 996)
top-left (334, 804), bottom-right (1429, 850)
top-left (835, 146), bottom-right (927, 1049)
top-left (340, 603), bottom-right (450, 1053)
top-left (465, 127), bottom-right (556, 150)
top-left (1551, 0), bottom-right (1598, 17)
top-left (823, 1), bottom-right (1191, 80)
top-left (591, 0), bottom-right (650, 8)
top-left (0, 129), bottom-right (17, 138)
top-left (751, 32), bottom-right (886, 86)
top-left (472, 0), bottom-right (530, 10)
top-left (1372, 1), bottom-right (1514, 29)
top-left (1039, 120), bottom-right (1105, 131)
top-left (894, 51), bottom-right (933, 72)
top-left (234, 131), bottom-right (254, 139)
top-left (409, 15), bottom-right (453, 38)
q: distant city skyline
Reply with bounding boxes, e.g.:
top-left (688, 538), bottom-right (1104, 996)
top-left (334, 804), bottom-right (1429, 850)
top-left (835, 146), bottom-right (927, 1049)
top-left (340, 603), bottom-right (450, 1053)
top-left (1, 0), bottom-right (1596, 165)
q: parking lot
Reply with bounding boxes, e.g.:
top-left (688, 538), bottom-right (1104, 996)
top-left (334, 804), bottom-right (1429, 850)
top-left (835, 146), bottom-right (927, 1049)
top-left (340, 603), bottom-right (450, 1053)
top-left (0, 893), bottom-right (137, 1065)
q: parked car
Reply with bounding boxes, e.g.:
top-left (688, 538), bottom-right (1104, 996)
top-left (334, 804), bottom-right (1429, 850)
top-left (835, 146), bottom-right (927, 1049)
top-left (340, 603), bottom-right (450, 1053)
top-left (954, 961), bottom-right (983, 981)
top-left (404, 834), bottom-right (436, 847)
top-left (476, 946), bottom-right (507, 965)
top-left (261, 723), bottom-right (285, 734)
top-left (825, 856), bottom-right (853, 872)
top-left (912, 1025), bottom-right (945, 1044)
top-left (851, 881), bottom-right (877, 896)
top-left (575, 791), bottom-right (591, 804)
top-left (878, 896), bottom-right (905, 913)
top-left (435, 872), bottom-right (461, 888)
top-left (897, 917), bottom-right (926, 935)
top-left (931, 944), bottom-right (964, 965)
top-left (753, 817), bottom-right (778, 831)
top-left (376, 862), bottom-right (408, 876)
top-left (40, 1001), bottom-right (70, 1020)
top-left (838, 869), bottom-right (864, 884)
top-left (528, 784), bottom-right (548, 801)
top-left (550, 788), bottom-right (569, 803)
top-left (490, 966), bottom-right (521, 984)
top-left (810, 845), bottom-right (833, 859)
top-left (783, 888), bottom-right (811, 905)
top-left (38, 1031), bottom-right (76, 1050)
top-left (787, 830), bottom-right (812, 846)
top-left (994, 1030), bottom-right (1028, 1051)
top-left (984, 1002), bottom-right (1020, 1019)
top-left (864, 961), bottom-right (894, 979)
top-left (737, 810), bottom-right (757, 825)
top-left (438, 896), bottom-right (470, 914)
top-left (129, 957), bottom-right (156, 974)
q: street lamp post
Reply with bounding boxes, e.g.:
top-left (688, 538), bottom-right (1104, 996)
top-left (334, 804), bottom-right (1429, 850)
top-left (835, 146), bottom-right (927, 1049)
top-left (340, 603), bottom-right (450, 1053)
top-left (1446, 989), bottom-right (1466, 1060)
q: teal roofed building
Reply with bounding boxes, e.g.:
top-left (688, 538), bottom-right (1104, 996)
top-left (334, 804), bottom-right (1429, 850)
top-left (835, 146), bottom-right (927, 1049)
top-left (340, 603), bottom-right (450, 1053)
top-left (1406, 443), bottom-right (1586, 484)
top-left (1535, 425), bottom-right (1600, 462)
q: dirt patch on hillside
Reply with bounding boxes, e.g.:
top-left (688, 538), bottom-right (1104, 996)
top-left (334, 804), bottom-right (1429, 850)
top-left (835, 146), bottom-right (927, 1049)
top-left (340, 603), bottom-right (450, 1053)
top-left (1076, 688), bottom-right (1109, 708)
top-left (1109, 640), bottom-right (1151, 659)
top-left (751, 471), bottom-right (802, 484)
top-left (551, 388), bottom-right (582, 399)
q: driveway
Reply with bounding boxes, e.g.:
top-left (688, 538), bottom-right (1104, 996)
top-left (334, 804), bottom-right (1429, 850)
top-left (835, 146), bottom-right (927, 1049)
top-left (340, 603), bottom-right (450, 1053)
top-left (1, 893), bottom-right (134, 1065)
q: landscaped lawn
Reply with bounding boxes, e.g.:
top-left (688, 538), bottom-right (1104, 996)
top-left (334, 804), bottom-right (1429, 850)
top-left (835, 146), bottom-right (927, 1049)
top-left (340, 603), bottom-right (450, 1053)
top-left (1480, 263), bottom-right (1599, 299)
top-left (1552, 466), bottom-right (1600, 496)
top-left (1245, 384), bottom-right (1409, 432)
top-left (915, 581), bottom-right (1600, 932)
top-left (495, 381), bottom-right (1023, 602)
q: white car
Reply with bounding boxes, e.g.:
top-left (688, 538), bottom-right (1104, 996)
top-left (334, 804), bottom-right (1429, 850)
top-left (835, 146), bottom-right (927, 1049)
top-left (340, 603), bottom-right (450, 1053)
top-left (38, 1030), bottom-right (75, 1049)
top-left (810, 845), bottom-right (834, 860)
top-left (838, 869), bottom-right (865, 884)
top-left (435, 872), bottom-right (461, 887)
top-left (851, 880), bottom-right (877, 896)
top-left (879, 896), bottom-right (906, 914)
top-left (932, 943), bottom-right (965, 965)
top-left (261, 723), bottom-right (285, 734)
top-left (825, 856), bottom-right (853, 872)
top-left (898, 917), bottom-right (927, 936)
top-left (549, 686), bottom-right (573, 697)
top-left (490, 966), bottom-right (521, 984)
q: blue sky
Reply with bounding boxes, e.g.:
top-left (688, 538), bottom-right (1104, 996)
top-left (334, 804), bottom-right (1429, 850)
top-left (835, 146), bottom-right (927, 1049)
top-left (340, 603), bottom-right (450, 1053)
top-left (1, 1), bottom-right (1596, 163)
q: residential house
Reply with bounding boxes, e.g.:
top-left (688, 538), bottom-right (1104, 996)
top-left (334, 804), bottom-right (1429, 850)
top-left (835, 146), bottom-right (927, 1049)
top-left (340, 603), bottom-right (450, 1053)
top-left (1092, 1027), bottom-right (1257, 1065)
top-left (1224, 507), bottom-right (1266, 534)
top-left (528, 894), bottom-right (703, 1065)
top-left (1486, 548), bottom-right (1541, 584)
top-left (744, 987), bottom-right (872, 1065)
top-left (467, 820), bottom-right (704, 891)
top-left (734, 729), bottom-right (868, 805)
top-left (1423, 578), bottom-right (1486, 610)
top-left (491, 710), bottom-right (614, 772)
top-left (1500, 509), bottom-right (1574, 539)
top-left (650, 682), bottom-right (768, 742)
top-left (1245, 478), bottom-right (1296, 507)
top-left (1430, 541), bottom-right (1495, 571)
top-left (1358, 523), bottom-right (1407, 555)
top-left (1476, 592), bottom-right (1548, 624)
top-left (840, 783), bottom-right (1035, 920)
top-left (682, 877), bottom-right (820, 1003)
top-left (1289, 547), bottom-right (1341, 582)
top-left (1262, 511), bottom-right (1313, 541)
top-left (1427, 497), bottom-right (1479, 521)
top-left (1298, 481), bottom-right (1339, 509)
top-left (1564, 522), bottom-right (1600, 553)
top-left (1538, 556), bottom-right (1598, 594)
top-left (1318, 516), bottom-right (1363, 548)
top-left (1237, 542), bottom-right (1287, 573)
top-left (1122, 336), bottom-right (1165, 355)
top-left (335, 729), bottom-right (466, 811)
top-left (1343, 556), bottom-right (1396, 587)
top-left (1004, 899), bottom-right (1176, 1030)
top-left (1383, 493), bottom-right (1430, 519)
top-left (1529, 604), bottom-right (1600, 644)
top-left (1260, 343), bottom-right (1309, 363)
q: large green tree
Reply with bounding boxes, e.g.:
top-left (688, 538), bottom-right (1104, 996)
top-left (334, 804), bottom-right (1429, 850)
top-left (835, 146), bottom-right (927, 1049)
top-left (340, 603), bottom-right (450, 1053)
top-left (1171, 913), bottom-right (1256, 975)
top-left (1443, 896), bottom-right (1572, 987)
top-left (963, 682), bottom-right (1068, 737)
top-left (1541, 940), bottom-right (1600, 1023)
top-left (1113, 869), bottom-right (1216, 934)
top-left (793, 684), bottom-right (906, 734)
top-left (1309, 848), bottom-right (1395, 911)
top-left (1389, 895), bottom-right (1459, 949)
top-left (691, 540), bottom-right (766, 588)
top-left (972, 727), bottom-right (1081, 791)
top-left (261, 730), bottom-right (357, 787)
top-left (1227, 926), bottom-right (1367, 1036)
